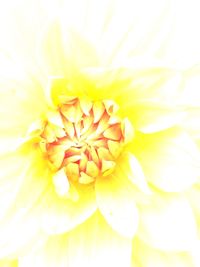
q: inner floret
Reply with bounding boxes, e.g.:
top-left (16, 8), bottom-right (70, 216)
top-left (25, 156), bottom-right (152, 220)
top-left (40, 97), bottom-right (133, 185)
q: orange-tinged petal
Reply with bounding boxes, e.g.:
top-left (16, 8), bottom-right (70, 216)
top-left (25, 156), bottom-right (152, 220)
top-left (65, 162), bottom-right (79, 182)
top-left (107, 140), bottom-right (121, 158)
top-left (97, 147), bottom-right (113, 161)
top-left (49, 150), bottom-right (65, 169)
top-left (60, 105), bottom-right (76, 123)
top-left (103, 125), bottom-right (121, 140)
top-left (103, 100), bottom-right (119, 115)
top-left (62, 119), bottom-right (75, 139)
top-left (121, 118), bottom-right (134, 143)
top-left (86, 161), bottom-right (99, 177)
top-left (80, 98), bottom-right (93, 116)
top-left (93, 101), bottom-right (105, 123)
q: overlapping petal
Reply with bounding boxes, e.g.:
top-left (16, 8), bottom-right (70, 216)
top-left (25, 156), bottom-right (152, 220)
top-left (132, 237), bottom-right (196, 267)
top-left (19, 211), bottom-right (132, 267)
top-left (96, 154), bottom-right (139, 238)
top-left (41, 182), bottom-right (97, 235)
top-left (131, 128), bottom-right (200, 192)
top-left (137, 192), bottom-right (198, 251)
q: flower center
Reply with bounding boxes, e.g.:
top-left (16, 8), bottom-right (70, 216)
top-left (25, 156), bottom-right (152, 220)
top-left (40, 97), bottom-right (133, 185)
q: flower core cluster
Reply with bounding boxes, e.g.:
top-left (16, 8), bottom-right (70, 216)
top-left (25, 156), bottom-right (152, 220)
top-left (39, 97), bottom-right (134, 186)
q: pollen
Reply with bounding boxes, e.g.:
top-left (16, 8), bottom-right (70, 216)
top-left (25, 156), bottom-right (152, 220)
top-left (40, 98), bottom-right (134, 185)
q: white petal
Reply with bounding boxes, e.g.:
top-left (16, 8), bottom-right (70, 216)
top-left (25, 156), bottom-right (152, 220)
top-left (133, 128), bottom-right (200, 192)
top-left (96, 154), bottom-right (139, 238)
top-left (41, 182), bottom-right (97, 234)
top-left (0, 149), bottom-right (49, 257)
top-left (137, 193), bottom-right (198, 251)
top-left (19, 212), bottom-right (132, 267)
top-left (132, 237), bottom-right (196, 267)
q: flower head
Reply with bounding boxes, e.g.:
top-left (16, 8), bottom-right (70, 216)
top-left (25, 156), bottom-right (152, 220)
top-left (0, 0), bottom-right (200, 266)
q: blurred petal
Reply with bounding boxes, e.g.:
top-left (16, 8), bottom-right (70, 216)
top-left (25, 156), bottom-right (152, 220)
top-left (0, 152), bottom-right (30, 220)
top-left (19, 212), bottom-right (132, 267)
top-left (0, 0), bottom-right (59, 75)
top-left (0, 148), bottom-right (49, 257)
top-left (59, 0), bottom-right (173, 66)
top-left (41, 182), bottom-right (97, 234)
top-left (131, 128), bottom-right (200, 192)
top-left (159, 0), bottom-right (200, 67)
top-left (96, 154), bottom-right (139, 238)
top-left (132, 237), bottom-right (196, 267)
top-left (178, 65), bottom-right (200, 139)
top-left (80, 67), bottom-right (186, 133)
top-left (137, 192), bottom-right (198, 251)
top-left (0, 260), bottom-right (18, 267)
top-left (0, 57), bottom-right (48, 153)
top-left (117, 152), bottom-right (151, 195)
top-left (186, 185), bottom-right (200, 237)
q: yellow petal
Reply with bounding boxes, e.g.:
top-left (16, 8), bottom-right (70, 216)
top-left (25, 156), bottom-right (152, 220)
top-left (96, 155), bottom-right (139, 238)
top-left (101, 160), bottom-right (116, 176)
top-left (65, 162), bottom-right (79, 182)
top-left (97, 147), bottom-right (113, 161)
top-left (107, 140), bottom-right (121, 158)
top-left (86, 161), bottom-right (99, 177)
top-left (49, 150), bottom-right (65, 169)
top-left (79, 172), bottom-right (95, 184)
top-left (19, 212), bottom-right (132, 267)
top-left (0, 260), bottom-right (18, 267)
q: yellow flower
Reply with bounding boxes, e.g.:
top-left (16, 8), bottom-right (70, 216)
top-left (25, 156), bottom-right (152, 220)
top-left (0, 0), bottom-right (200, 266)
